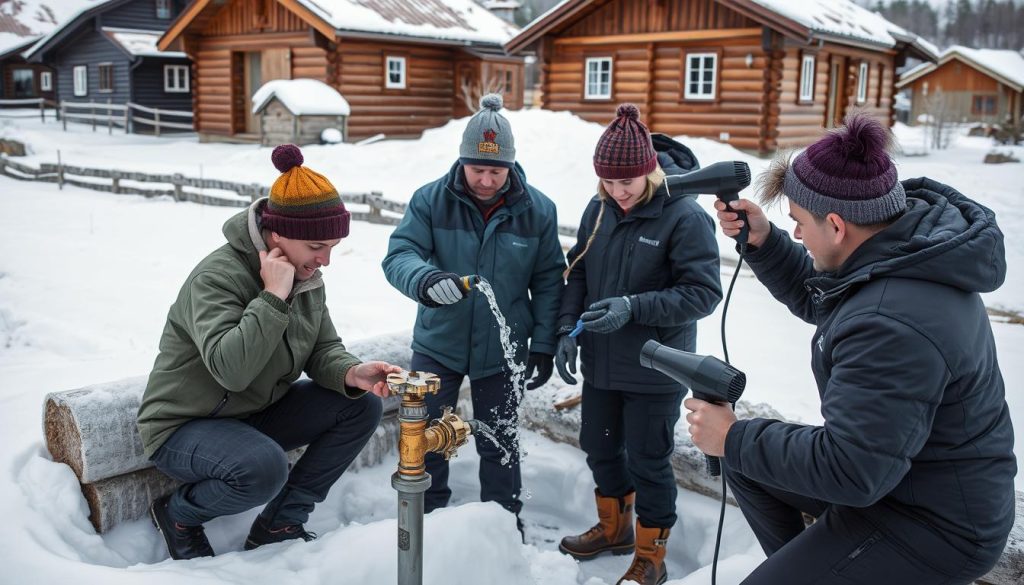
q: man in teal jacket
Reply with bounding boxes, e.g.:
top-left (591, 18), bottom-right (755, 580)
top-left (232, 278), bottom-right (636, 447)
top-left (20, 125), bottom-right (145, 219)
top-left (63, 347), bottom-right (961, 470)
top-left (139, 145), bottom-right (399, 560)
top-left (382, 94), bottom-right (565, 534)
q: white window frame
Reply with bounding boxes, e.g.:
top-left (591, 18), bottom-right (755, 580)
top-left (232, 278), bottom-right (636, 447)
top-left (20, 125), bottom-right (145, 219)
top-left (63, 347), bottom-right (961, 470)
top-left (385, 56), bottom-right (406, 89)
top-left (164, 64), bottom-right (189, 93)
top-left (799, 54), bottom-right (816, 102)
top-left (73, 65), bottom-right (88, 97)
top-left (155, 0), bottom-right (171, 19)
top-left (40, 71), bottom-right (52, 92)
top-left (97, 62), bottom-right (114, 93)
top-left (684, 52), bottom-right (717, 100)
top-left (584, 57), bottom-right (612, 100)
top-left (857, 61), bottom-right (869, 103)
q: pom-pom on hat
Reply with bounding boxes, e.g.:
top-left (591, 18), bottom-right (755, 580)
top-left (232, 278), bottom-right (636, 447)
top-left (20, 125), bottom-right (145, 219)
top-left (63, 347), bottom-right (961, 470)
top-left (783, 113), bottom-right (905, 225)
top-left (262, 144), bottom-right (351, 240)
top-left (593, 103), bottom-right (658, 179)
top-left (459, 93), bottom-right (516, 169)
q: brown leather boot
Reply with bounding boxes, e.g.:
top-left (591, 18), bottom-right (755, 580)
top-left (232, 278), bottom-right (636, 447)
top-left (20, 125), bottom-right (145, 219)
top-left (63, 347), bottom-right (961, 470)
top-left (616, 521), bottom-right (669, 585)
top-left (558, 490), bottom-right (635, 560)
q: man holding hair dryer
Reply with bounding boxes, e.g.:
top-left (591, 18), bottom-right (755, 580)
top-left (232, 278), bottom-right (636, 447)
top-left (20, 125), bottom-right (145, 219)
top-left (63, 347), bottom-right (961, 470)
top-left (687, 113), bottom-right (1015, 584)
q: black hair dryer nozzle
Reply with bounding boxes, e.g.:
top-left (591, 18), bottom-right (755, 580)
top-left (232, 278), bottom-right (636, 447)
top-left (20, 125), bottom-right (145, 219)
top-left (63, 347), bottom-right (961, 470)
top-left (664, 161), bottom-right (752, 246)
top-left (639, 340), bottom-right (746, 477)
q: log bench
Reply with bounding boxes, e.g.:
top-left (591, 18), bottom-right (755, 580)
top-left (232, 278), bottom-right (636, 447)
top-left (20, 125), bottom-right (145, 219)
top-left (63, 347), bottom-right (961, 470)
top-left (42, 332), bottom-right (412, 533)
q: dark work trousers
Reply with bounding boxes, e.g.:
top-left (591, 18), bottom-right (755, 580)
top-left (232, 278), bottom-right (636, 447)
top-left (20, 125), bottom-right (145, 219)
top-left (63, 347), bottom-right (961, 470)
top-left (580, 382), bottom-right (685, 529)
top-left (151, 380), bottom-right (383, 528)
top-left (724, 464), bottom-right (995, 584)
top-left (410, 351), bottom-right (522, 517)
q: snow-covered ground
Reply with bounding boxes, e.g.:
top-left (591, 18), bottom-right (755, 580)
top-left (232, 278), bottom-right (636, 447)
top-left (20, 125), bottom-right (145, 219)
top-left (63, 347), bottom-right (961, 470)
top-left (0, 110), bottom-right (1020, 584)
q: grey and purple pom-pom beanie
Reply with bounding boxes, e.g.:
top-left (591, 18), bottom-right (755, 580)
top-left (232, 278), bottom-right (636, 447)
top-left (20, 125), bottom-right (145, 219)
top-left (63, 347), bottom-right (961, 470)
top-left (783, 113), bottom-right (905, 225)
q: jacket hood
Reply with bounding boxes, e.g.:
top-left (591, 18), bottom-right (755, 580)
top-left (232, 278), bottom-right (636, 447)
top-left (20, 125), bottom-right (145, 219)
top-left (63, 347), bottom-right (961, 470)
top-left (222, 198), bottom-right (325, 297)
top-left (812, 177), bottom-right (1006, 298)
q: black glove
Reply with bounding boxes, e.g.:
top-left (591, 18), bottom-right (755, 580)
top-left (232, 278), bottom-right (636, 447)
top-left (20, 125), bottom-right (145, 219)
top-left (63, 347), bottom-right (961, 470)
top-left (417, 271), bottom-right (465, 308)
top-left (554, 334), bottom-right (578, 385)
top-left (580, 296), bottom-right (633, 334)
top-left (525, 352), bottom-right (553, 390)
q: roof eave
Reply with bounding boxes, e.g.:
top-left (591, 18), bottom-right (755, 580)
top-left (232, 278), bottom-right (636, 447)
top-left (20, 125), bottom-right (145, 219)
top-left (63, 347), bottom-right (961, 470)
top-left (335, 28), bottom-right (509, 51)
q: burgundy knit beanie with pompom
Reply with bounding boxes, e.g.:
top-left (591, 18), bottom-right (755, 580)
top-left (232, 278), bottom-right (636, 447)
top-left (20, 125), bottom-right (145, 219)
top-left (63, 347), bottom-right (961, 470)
top-left (783, 113), bottom-right (905, 224)
top-left (593, 103), bottom-right (658, 179)
top-left (262, 144), bottom-right (350, 240)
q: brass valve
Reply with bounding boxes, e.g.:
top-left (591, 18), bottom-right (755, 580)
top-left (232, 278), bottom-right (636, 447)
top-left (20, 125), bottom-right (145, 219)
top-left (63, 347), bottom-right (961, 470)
top-left (425, 407), bottom-right (473, 460)
top-left (388, 370), bottom-right (475, 480)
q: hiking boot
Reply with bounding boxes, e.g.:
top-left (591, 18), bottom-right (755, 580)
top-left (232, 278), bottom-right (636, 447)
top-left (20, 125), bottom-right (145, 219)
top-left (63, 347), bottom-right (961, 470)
top-left (616, 521), bottom-right (669, 585)
top-left (244, 516), bottom-right (318, 550)
top-left (149, 494), bottom-right (215, 560)
top-left (559, 490), bottom-right (635, 560)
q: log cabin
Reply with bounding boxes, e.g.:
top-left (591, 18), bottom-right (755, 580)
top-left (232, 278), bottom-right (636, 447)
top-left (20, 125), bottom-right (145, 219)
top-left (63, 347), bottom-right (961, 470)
top-left (897, 46), bottom-right (1024, 127)
top-left (156, 0), bottom-right (526, 143)
top-left (505, 0), bottom-right (938, 153)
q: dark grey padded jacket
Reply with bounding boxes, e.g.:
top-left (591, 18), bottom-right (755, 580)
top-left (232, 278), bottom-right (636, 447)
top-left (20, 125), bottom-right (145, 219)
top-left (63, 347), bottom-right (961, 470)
top-left (726, 178), bottom-right (1016, 563)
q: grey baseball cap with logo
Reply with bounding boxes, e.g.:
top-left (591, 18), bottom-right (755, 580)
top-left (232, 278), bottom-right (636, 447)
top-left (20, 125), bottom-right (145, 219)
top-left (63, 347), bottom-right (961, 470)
top-left (459, 93), bottom-right (515, 168)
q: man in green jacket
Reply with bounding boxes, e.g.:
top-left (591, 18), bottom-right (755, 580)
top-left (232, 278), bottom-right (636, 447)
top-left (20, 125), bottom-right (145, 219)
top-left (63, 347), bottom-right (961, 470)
top-left (138, 145), bottom-right (399, 560)
top-left (382, 94), bottom-right (565, 537)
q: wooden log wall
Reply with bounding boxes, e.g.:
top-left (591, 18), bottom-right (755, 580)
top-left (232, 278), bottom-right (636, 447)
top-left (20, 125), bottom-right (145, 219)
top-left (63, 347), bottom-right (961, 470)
top-left (561, 0), bottom-right (754, 36)
top-left (333, 40), bottom-right (455, 140)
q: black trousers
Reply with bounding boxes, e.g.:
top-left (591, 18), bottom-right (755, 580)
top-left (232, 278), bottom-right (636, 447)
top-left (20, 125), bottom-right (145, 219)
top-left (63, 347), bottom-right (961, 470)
top-left (152, 380), bottom-right (383, 528)
top-left (579, 382), bottom-right (685, 528)
top-left (411, 352), bottom-right (522, 516)
top-left (724, 464), bottom-right (1000, 584)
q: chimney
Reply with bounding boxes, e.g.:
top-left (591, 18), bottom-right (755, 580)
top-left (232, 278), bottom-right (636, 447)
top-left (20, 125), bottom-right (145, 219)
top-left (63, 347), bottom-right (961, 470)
top-left (482, 0), bottom-right (520, 24)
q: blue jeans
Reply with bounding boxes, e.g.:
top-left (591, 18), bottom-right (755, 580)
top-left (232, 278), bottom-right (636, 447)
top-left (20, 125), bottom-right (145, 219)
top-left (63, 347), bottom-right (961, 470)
top-left (579, 382), bottom-right (685, 528)
top-left (411, 352), bottom-right (522, 516)
top-left (150, 380), bottom-right (383, 528)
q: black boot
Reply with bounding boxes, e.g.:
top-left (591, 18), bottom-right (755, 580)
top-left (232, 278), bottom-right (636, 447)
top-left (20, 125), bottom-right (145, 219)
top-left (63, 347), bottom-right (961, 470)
top-left (149, 494), bottom-right (215, 560)
top-left (244, 516), bottom-right (318, 550)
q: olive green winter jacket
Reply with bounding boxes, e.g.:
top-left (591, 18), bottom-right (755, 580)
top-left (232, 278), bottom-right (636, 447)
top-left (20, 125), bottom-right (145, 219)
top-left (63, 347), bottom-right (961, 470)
top-left (137, 199), bottom-right (364, 458)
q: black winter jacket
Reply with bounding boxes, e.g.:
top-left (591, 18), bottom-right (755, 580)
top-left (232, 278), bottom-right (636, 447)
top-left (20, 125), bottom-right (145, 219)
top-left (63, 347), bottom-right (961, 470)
top-left (726, 178), bottom-right (1016, 559)
top-left (559, 140), bottom-right (722, 393)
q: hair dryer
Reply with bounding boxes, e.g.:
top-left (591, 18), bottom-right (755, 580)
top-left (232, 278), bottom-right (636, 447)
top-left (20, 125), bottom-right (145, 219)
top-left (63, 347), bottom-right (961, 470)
top-left (664, 161), bottom-right (752, 246)
top-left (639, 340), bottom-right (746, 476)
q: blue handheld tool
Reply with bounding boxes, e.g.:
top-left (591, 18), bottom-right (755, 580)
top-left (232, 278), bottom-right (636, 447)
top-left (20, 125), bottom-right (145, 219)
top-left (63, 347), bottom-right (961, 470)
top-left (569, 318), bottom-right (584, 338)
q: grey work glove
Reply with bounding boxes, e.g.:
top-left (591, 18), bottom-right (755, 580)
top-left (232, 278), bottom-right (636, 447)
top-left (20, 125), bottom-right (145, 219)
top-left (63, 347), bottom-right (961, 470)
top-left (580, 296), bottom-right (633, 334)
top-left (554, 334), bottom-right (578, 385)
top-left (417, 271), bottom-right (465, 308)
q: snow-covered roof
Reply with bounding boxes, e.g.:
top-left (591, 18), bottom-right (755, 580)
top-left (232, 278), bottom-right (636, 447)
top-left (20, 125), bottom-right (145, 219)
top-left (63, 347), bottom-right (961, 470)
top-left (22, 0), bottom-right (118, 60)
top-left (252, 79), bottom-right (351, 116)
top-left (101, 28), bottom-right (185, 58)
top-left (297, 0), bottom-right (519, 45)
top-left (509, 0), bottom-right (936, 59)
top-left (898, 45), bottom-right (1024, 92)
top-left (0, 0), bottom-right (104, 56)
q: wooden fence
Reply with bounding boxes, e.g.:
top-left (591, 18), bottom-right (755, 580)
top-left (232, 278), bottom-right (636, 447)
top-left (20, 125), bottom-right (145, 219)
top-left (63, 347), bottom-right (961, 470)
top-left (0, 154), bottom-right (580, 235)
top-left (0, 98), bottom-right (57, 121)
top-left (60, 101), bottom-right (193, 136)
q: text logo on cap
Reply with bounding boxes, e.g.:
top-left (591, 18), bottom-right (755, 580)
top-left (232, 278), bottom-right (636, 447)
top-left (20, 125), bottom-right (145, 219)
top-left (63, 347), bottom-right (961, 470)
top-left (478, 128), bottom-right (499, 154)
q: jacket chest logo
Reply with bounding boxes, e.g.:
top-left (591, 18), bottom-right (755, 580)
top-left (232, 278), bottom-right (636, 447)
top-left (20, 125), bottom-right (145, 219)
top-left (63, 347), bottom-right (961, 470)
top-left (478, 128), bottom-right (500, 154)
top-left (816, 334), bottom-right (825, 353)
top-left (638, 236), bottom-right (661, 247)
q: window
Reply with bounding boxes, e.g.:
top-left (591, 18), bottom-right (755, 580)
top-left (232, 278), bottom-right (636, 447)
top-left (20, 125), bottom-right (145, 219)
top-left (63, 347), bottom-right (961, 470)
top-left (164, 65), bottom-right (189, 92)
top-left (504, 70), bottom-right (513, 95)
top-left (12, 69), bottom-right (34, 98)
top-left (584, 57), bottom-right (612, 99)
top-left (385, 56), bottom-right (406, 89)
top-left (156, 0), bottom-right (171, 19)
top-left (799, 54), bottom-right (816, 102)
top-left (972, 95), bottom-right (997, 116)
top-left (856, 61), bottom-right (869, 103)
top-left (40, 71), bottom-right (52, 92)
top-left (98, 63), bottom-right (114, 93)
top-left (73, 65), bottom-right (88, 96)
top-left (684, 52), bottom-right (717, 100)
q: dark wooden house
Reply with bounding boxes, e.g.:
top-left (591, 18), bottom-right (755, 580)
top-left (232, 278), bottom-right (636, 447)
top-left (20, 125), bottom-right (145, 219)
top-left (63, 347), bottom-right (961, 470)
top-left (505, 0), bottom-right (937, 153)
top-left (0, 37), bottom-right (56, 103)
top-left (24, 0), bottom-right (193, 112)
top-left (156, 0), bottom-right (525, 142)
top-left (897, 46), bottom-right (1024, 126)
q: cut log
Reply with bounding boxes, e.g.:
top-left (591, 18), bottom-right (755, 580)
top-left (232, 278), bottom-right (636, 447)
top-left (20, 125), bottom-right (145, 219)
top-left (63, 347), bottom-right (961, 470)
top-left (43, 332), bottom-right (412, 484)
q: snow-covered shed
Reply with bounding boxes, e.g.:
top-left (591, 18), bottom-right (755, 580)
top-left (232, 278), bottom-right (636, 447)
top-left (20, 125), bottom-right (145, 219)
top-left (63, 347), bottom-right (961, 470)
top-left (252, 78), bottom-right (350, 146)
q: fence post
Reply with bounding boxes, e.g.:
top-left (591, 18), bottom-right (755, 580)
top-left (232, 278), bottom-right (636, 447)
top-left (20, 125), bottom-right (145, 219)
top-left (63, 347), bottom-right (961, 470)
top-left (91, 102), bottom-right (96, 132)
top-left (368, 192), bottom-right (383, 223)
top-left (107, 99), bottom-right (113, 135)
top-left (57, 149), bottom-right (64, 190)
top-left (155, 110), bottom-right (161, 138)
top-left (39, 99), bottom-right (44, 123)
top-left (125, 104), bottom-right (130, 134)
top-left (61, 102), bottom-right (66, 131)
top-left (172, 173), bottom-right (184, 201)
top-left (249, 183), bottom-right (263, 203)
top-left (110, 170), bottom-right (120, 194)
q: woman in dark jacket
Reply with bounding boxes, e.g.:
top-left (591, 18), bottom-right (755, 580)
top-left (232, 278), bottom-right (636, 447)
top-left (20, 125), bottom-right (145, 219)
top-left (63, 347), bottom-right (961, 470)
top-left (554, 104), bottom-right (722, 585)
